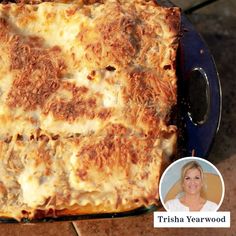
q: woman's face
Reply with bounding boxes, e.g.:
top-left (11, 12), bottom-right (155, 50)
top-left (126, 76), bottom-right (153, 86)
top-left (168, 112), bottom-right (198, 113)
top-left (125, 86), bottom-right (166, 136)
top-left (182, 168), bottom-right (203, 195)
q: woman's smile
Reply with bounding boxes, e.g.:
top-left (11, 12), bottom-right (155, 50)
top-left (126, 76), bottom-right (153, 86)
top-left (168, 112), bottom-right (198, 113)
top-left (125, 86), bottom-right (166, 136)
top-left (182, 168), bottom-right (203, 195)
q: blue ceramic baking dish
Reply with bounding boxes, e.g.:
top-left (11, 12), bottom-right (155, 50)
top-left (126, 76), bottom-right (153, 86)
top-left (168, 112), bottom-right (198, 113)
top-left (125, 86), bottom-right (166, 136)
top-left (0, 2), bottom-right (221, 223)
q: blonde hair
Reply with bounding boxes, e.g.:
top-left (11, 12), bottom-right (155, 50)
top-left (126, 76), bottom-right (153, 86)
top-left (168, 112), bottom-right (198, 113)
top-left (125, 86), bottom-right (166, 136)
top-left (181, 161), bottom-right (204, 185)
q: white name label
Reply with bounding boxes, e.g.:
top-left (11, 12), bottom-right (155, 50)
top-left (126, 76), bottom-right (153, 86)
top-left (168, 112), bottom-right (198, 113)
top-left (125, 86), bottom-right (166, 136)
top-left (153, 212), bottom-right (230, 228)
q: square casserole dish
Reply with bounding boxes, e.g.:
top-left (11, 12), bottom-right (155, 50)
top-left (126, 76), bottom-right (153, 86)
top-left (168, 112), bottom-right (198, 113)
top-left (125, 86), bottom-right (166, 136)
top-left (0, 0), bottom-right (221, 223)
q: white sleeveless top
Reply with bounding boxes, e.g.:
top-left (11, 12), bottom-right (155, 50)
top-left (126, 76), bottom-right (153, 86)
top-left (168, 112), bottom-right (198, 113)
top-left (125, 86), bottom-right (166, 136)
top-left (165, 198), bottom-right (218, 212)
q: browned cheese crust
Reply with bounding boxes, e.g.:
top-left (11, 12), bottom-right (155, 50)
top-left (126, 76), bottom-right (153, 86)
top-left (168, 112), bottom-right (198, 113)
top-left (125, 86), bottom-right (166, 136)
top-left (0, 0), bottom-right (180, 220)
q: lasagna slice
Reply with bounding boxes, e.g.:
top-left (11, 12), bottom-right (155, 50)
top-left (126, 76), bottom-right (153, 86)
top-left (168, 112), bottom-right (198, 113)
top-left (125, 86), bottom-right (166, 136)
top-left (0, 0), bottom-right (180, 221)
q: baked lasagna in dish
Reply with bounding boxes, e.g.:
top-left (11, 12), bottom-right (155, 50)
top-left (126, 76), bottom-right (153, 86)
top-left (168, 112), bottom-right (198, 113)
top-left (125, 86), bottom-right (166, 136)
top-left (0, 0), bottom-right (180, 221)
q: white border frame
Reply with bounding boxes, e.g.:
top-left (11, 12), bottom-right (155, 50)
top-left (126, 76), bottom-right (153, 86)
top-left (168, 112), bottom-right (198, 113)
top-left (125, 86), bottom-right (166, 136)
top-left (159, 157), bottom-right (225, 212)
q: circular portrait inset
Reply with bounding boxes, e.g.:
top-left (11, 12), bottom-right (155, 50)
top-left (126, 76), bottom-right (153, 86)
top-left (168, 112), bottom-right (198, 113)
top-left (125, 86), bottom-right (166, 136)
top-left (159, 157), bottom-right (224, 212)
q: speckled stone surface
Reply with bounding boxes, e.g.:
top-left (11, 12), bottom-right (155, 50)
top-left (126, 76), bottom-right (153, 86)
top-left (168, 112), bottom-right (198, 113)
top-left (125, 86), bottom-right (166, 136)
top-left (0, 0), bottom-right (235, 235)
top-left (0, 222), bottom-right (78, 236)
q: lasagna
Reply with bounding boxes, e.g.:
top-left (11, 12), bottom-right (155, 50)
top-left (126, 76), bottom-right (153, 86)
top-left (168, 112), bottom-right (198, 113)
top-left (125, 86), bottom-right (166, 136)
top-left (0, 0), bottom-right (180, 221)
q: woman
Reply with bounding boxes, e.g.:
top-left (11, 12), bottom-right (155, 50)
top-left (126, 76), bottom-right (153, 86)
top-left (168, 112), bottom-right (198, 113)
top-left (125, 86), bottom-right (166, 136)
top-left (165, 161), bottom-right (218, 211)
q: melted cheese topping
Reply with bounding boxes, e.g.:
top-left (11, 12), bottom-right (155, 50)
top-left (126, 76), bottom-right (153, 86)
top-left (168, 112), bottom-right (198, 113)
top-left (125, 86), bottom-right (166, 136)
top-left (0, 0), bottom-right (180, 221)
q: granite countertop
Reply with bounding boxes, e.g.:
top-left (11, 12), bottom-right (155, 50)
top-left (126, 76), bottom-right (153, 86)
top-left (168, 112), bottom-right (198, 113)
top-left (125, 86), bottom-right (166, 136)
top-left (0, 0), bottom-right (235, 235)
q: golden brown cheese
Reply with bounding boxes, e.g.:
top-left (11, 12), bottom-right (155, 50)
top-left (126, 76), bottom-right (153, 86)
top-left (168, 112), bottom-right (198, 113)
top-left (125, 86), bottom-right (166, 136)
top-left (0, 0), bottom-right (180, 221)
